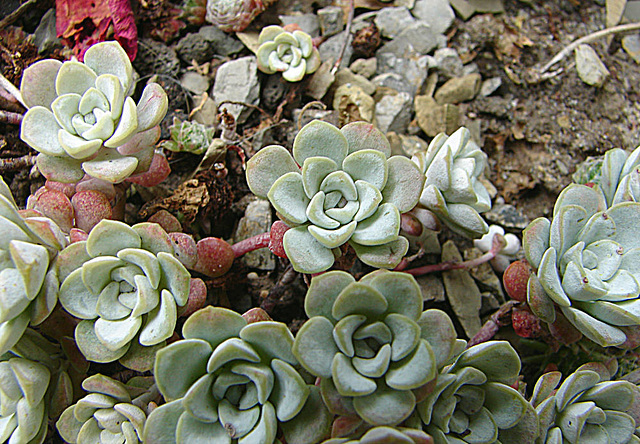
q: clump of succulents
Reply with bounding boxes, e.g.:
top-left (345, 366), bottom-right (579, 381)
top-left (0, 176), bottom-right (67, 356)
top-left (20, 40), bottom-right (168, 184)
top-left (256, 25), bottom-right (321, 82)
top-left (590, 146), bottom-right (640, 207)
top-left (531, 362), bottom-right (640, 443)
top-left (161, 117), bottom-right (215, 155)
top-left (324, 426), bottom-right (433, 443)
top-left (0, 354), bottom-right (51, 444)
top-left (206, 0), bottom-right (275, 32)
top-left (415, 341), bottom-right (538, 443)
top-left (144, 306), bottom-right (330, 444)
top-left (523, 181), bottom-right (640, 347)
top-left (56, 373), bottom-right (152, 444)
top-left (57, 219), bottom-right (191, 368)
top-left (246, 120), bottom-right (424, 273)
top-left (293, 270), bottom-right (460, 426)
top-left (411, 127), bottom-right (492, 238)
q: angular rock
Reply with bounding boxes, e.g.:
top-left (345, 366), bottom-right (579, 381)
top-left (387, 133), bottom-right (428, 157)
top-left (449, 0), bottom-right (476, 20)
top-left (375, 92), bottom-right (412, 133)
top-left (412, 0), bottom-right (455, 35)
top-left (319, 31), bottom-right (353, 69)
top-left (318, 6), bottom-right (344, 37)
top-left (462, 62), bottom-right (480, 76)
top-left (414, 95), bottom-right (459, 137)
top-left (199, 26), bottom-right (244, 56)
top-left (306, 61), bottom-right (335, 100)
top-left (333, 84), bottom-right (375, 123)
top-left (376, 53), bottom-right (431, 96)
top-left (234, 198), bottom-right (275, 270)
top-left (468, 0), bottom-right (505, 13)
top-left (212, 56), bottom-right (260, 124)
top-left (34, 9), bottom-right (59, 54)
top-left (484, 203), bottom-right (529, 230)
top-left (434, 48), bottom-right (464, 79)
top-left (279, 13), bottom-right (320, 37)
top-left (434, 73), bottom-right (482, 104)
top-left (442, 240), bottom-right (482, 338)
top-left (333, 69), bottom-right (376, 96)
top-left (622, 34), bottom-right (640, 64)
top-left (480, 77), bottom-right (502, 96)
top-left (371, 73), bottom-right (415, 96)
top-left (374, 6), bottom-right (415, 39)
top-left (176, 32), bottom-right (216, 64)
top-left (575, 44), bottom-right (609, 87)
top-left (180, 72), bottom-right (210, 95)
top-left (377, 21), bottom-right (439, 57)
top-left (350, 57), bottom-right (377, 79)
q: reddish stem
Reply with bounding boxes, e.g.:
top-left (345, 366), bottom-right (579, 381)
top-left (402, 233), bottom-right (506, 277)
top-left (231, 232), bottom-right (271, 258)
top-left (0, 110), bottom-right (23, 124)
top-left (467, 301), bottom-right (517, 347)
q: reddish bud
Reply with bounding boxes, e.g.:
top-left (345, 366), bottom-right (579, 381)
top-left (503, 260), bottom-right (531, 302)
top-left (148, 209), bottom-right (182, 233)
top-left (400, 212), bottom-right (423, 237)
top-left (72, 190), bottom-right (113, 233)
top-left (169, 232), bottom-right (198, 269)
top-left (269, 221), bottom-right (290, 258)
top-left (512, 306), bottom-right (542, 338)
top-left (178, 278), bottom-right (208, 318)
top-left (193, 237), bottom-right (235, 277)
top-left (127, 153), bottom-right (171, 187)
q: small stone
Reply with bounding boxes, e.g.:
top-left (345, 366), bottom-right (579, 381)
top-left (334, 69), bottom-right (377, 96)
top-left (622, 34), bottom-right (640, 64)
top-left (399, 134), bottom-right (428, 157)
top-left (306, 61), bottom-right (335, 100)
top-left (176, 32), bottom-right (216, 64)
top-left (333, 84), bottom-right (376, 123)
top-left (433, 48), bottom-right (464, 79)
top-left (317, 6), bottom-right (344, 37)
top-left (484, 203), bottom-right (529, 230)
top-left (350, 58), bottom-right (377, 79)
top-left (624, 1), bottom-right (640, 21)
top-left (480, 77), bottom-right (502, 96)
top-left (279, 13), bottom-right (320, 37)
top-left (375, 53), bottom-right (431, 96)
top-left (417, 274), bottom-right (445, 302)
top-left (377, 21), bottom-right (439, 57)
top-left (199, 26), bottom-right (243, 56)
top-left (434, 73), bottom-right (482, 104)
top-left (462, 62), bottom-right (480, 76)
top-left (180, 72), bottom-right (210, 95)
top-left (449, 0), bottom-right (476, 20)
top-left (319, 31), bottom-right (354, 69)
top-left (442, 240), bottom-right (482, 338)
top-left (412, 0), bottom-right (455, 35)
top-left (135, 39), bottom-right (180, 77)
top-left (371, 73), bottom-right (415, 96)
top-left (394, 0), bottom-right (415, 7)
top-left (465, 247), bottom-right (505, 304)
top-left (415, 95), bottom-right (460, 137)
top-left (375, 92), bottom-right (412, 133)
top-left (34, 9), bottom-right (59, 54)
top-left (468, 0), bottom-right (505, 13)
top-left (234, 198), bottom-right (275, 270)
top-left (575, 44), bottom-right (609, 87)
top-left (191, 95), bottom-right (217, 126)
top-left (374, 7), bottom-right (415, 39)
top-left (212, 56), bottom-right (260, 124)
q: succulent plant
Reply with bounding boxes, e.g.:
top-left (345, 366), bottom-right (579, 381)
top-left (474, 224), bottom-right (521, 273)
top-left (246, 120), bottom-right (424, 273)
top-left (591, 146), bottom-right (640, 207)
top-left (532, 362), bottom-right (640, 443)
top-left (56, 373), bottom-right (150, 444)
top-left (161, 117), bottom-right (215, 155)
top-left (181, 0), bottom-right (207, 26)
top-left (523, 182), bottom-right (640, 347)
top-left (0, 176), bottom-right (67, 356)
top-left (293, 270), bottom-right (460, 426)
top-left (256, 25), bottom-right (321, 82)
top-left (57, 219), bottom-right (191, 368)
top-left (20, 40), bottom-right (168, 184)
top-left (144, 306), bottom-right (330, 444)
top-left (324, 426), bottom-right (433, 444)
top-left (411, 127), bottom-right (491, 238)
top-left (0, 355), bottom-right (51, 444)
top-left (206, 0), bottom-right (275, 32)
top-left (416, 341), bottom-right (538, 443)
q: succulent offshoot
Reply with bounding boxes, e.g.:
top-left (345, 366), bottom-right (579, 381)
top-left (256, 25), bottom-right (321, 82)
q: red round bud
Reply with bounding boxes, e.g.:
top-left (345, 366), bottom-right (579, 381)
top-left (503, 260), bottom-right (531, 302)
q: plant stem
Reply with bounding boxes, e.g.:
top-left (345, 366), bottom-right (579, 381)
top-left (231, 232), bottom-right (270, 258)
top-left (331, 0), bottom-right (354, 75)
top-left (467, 301), bottom-right (516, 347)
top-left (0, 110), bottom-right (23, 124)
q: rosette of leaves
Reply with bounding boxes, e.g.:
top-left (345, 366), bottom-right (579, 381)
top-left (523, 182), bottom-right (640, 347)
top-left (532, 363), bottom-right (640, 443)
top-left (256, 25), bottom-right (321, 82)
top-left (292, 270), bottom-right (461, 426)
top-left (143, 306), bottom-right (329, 444)
top-left (246, 120), bottom-right (424, 273)
top-left (20, 40), bottom-right (168, 184)
top-left (411, 127), bottom-right (491, 238)
top-left (57, 219), bottom-right (190, 367)
top-left (0, 355), bottom-right (50, 444)
top-left (0, 176), bottom-right (67, 356)
top-left (206, 0), bottom-right (275, 32)
top-left (56, 374), bottom-right (149, 444)
top-left (323, 426), bottom-right (433, 444)
top-left (587, 146), bottom-right (640, 208)
top-left (416, 341), bottom-right (537, 443)
top-left (161, 117), bottom-right (214, 155)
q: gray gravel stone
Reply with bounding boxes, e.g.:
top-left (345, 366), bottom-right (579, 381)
top-left (375, 92), bottom-right (413, 133)
top-left (176, 33), bottom-right (215, 64)
top-left (484, 203), bottom-right (529, 230)
top-left (622, 34), bottom-right (640, 64)
top-left (575, 44), bottom-right (609, 87)
top-left (34, 9), bottom-right (59, 54)
top-left (199, 26), bottom-right (243, 56)
top-left (319, 31), bottom-right (353, 69)
top-left (434, 73), bottom-right (482, 104)
top-left (135, 39), bottom-right (181, 77)
top-left (279, 14), bottom-right (320, 37)
top-left (334, 69), bottom-right (376, 96)
top-left (376, 53), bottom-right (430, 96)
top-left (371, 73), bottom-right (415, 96)
top-left (318, 6), bottom-right (344, 37)
top-left (233, 198), bottom-right (275, 270)
top-left (374, 7), bottom-right (415, 39)
top-left (212, 56), bottom-right (260, 124)
top-left (377, 21), bottom-right (439, 57)
top-left (480, 77), bottom-right (502, 96)
top-left (433, 47), bottom-right (464, 79)
top-left (180, 72), bottom-right (210, 95)
top-left (411, 0), bottom-right (455, 35)
top-left (349, 58), bottom-right (377, 79)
